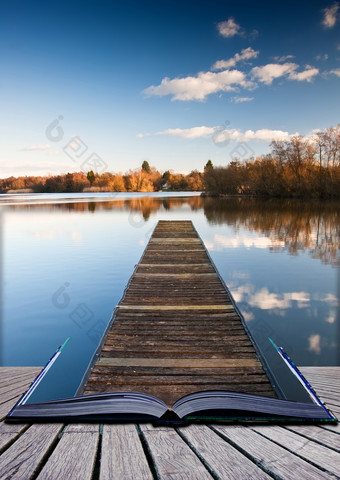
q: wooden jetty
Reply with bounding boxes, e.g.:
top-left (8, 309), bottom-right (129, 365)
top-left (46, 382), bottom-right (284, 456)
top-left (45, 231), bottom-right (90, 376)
top-left (1, 366), bottom-right (340, 479)
top-left (1, 220), bottom-right (340, 478)
top-left (81, 220), bottom-right (276, 403)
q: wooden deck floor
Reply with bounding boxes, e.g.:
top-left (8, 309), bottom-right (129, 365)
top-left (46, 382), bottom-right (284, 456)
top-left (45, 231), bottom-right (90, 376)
top-left (0, 366), bottom-right (339, 479)
top-left (82, 220), bottom-right (276, 403)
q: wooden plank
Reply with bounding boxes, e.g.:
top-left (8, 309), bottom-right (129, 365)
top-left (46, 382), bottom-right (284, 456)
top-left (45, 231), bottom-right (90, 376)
top-left (0, 422), bottom-right (29, 453)
top-left (178, 424), bottom-right (272, 479)
top-left (284, 425), bottom-right (340, 451)
top-left (117, 304), bottom-right (234, 310)
top-left (0, 382), bottom-right (34, 405)
top-left (0, 424), bottom-right (63, 480)
top-left (134, 272), bottom-right (217, 277)
top-left (1, 367), bottom-right (340, 480)
top-left (139, 424), bottom-right (212, 479)
top-left (36, 425), bottom-right (99, 480)
top-left (212, 425), bottom-right (336, 480)
top-left (0, 395), bottom-right (23, 421)
top-left (149, 238), bottom-right (201, 243)
top-left (0, 377), bottom-right (36, 393)
top-left (100, 424), bottom-right (153, 480)
top-left (252, 425), bottom-right (340, 477)
top-left (96, 357), bottom-right (261, 368)
top-left (139, 263), bottom-right (213, 266)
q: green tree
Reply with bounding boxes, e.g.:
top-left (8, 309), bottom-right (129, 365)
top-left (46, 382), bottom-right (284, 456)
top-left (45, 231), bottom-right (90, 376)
top-left (141, 160), bottom-right (151, 174)
top-left (87, 170), bottom-right (95, 185)
top-left (204, 159), bottom-right (213, 171)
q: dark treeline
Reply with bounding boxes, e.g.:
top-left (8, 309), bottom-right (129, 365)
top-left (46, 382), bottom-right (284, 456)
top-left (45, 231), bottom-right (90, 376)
top-left (204, 126), bottom-right (340, 198)
top-left (2, 126), bottom-right (340, 197)
top-left (0, 161), bottom-right (203, 193)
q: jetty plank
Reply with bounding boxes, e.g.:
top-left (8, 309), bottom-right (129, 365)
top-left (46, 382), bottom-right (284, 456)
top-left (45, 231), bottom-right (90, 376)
top-left (178, 424), bottom-right (272, 479)
top-left (1, 366), bottom-right (339, 479)
top-left (211, 425), bottom-right (337, 480)
top-left (0, 424), bottom-right (63, 480)
top-left (285, 424), bottom-right (340, 451)
top-left (100, 424), bottom-right (153, 480)
top-left (0, 422), bottom-right (28, 453)
top-left (36, 425), bottom-right (99, 480)
top-left (139, 424), bottom-right (213, 479)
top-left (252, 424), bottom-right (340, 476)
top-left (83, 220), bottom-right (275, 402)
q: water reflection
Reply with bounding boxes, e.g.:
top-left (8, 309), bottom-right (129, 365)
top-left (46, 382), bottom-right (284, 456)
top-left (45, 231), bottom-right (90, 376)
top-left (1, 192), bottom-right (339, 391)
top-left (203, 197), bottom-right (340, 266)
top-left (6, 195), bottom-right (340, 265)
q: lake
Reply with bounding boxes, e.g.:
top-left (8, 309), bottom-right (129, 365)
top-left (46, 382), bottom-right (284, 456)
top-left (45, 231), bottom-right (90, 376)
top-left (1, 192), bottom-right (339, 399)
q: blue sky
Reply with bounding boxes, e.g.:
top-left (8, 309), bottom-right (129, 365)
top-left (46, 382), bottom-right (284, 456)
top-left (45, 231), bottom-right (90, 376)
top-left (1, 0), bottom-right (339, 177)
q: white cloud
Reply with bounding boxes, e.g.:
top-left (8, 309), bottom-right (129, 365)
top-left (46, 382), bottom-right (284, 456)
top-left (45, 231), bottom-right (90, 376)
top-left (21, 144), bottom-right (52, 151)
top-left (319, 293), bottom-right (339, 306)
top-left (138, 126), bottom-right (294, 143)
top-left (144, 46), bottom-right (320, 102)
top-left (231, 96), bottom-right (254, 103)
top-left (288, 66), bottom-right (319, 82)
top-left (213, 128), bottom-right (293, 143)
top-left (156, 126), bottom-right (215, 139)
top-left (251, 63), bottom-right (319, 84)
top-left (217, 18), bottom-right (242, 38)
top-left (329, 68), bottom-right (340, 77)
top-left (230, 283), bottom-right (310, 311)
top-left (308, 334), bottom-right (321, 354)
top-left (250, 288), bottom-right (309, 310)
top-left (272, 55), bottom-right (295, 63)
top-left (212, 47), bottom-right (259, 71)
top-left (143, 69), bottom-right (252, 101)
top-left (242, 311), bottom-right (255, 322)
top-left (212, 233), bottom-right (285, 249)
top-left (322, 2), bottom-right (339, 28)
top-left (251, 63), bottom-right (298, 84)
top-left (326, 311), bottom-right (336, 323)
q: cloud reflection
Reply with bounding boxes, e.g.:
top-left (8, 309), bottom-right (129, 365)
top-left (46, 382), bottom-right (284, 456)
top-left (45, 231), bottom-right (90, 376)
top-left (211, 233), bottom-right (285, 250)
top-left (231, 283), bottom-right (310, 311)
top-left (308, 334), bottom-right (321, 355)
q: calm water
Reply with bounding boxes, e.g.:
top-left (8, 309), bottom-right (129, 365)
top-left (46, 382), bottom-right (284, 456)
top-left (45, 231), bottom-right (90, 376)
top-left (1, 192), bottom-right (339, 400)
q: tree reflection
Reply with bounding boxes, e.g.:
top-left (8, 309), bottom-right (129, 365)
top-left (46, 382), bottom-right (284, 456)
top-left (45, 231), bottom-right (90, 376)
top-left (5, 195), bottom-right (340, 265)
top-left (203, 197), bottom-right (340, 266)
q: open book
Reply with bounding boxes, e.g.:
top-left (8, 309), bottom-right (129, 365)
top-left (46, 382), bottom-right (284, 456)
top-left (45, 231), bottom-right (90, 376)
top-left (6, 338), bottom-right (337, 424)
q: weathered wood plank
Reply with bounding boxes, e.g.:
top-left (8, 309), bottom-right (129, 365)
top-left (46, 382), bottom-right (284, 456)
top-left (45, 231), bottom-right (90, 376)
top-left (252, 425), bottom-right (340, 477)
top-left (0, 396), bottom-right (23, 421)
top-left (116, 304), bottom-right (234, 310)
top-left (0, 382), bottom-right (34, 404)
top-left (284, 425), bottom-right (340, 451)
top-left (178, 424), bottom-right (272, 479)
top-left (0, 424), bottom-right (63, 480)
top-left (96, 357), bottom-right (261, 368)
top-left (212, 425), bottom-right (337, 480)
top-left (0, 422), bottom-right (29, 453)
top-left (1, 367), bottom-right (340, 480)
top-left (36, 425), bottom-right (99, 480)
top-left (139, 424), bottom-right (212, 479)
top-left (100, 424), bottom-right (153, 480)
